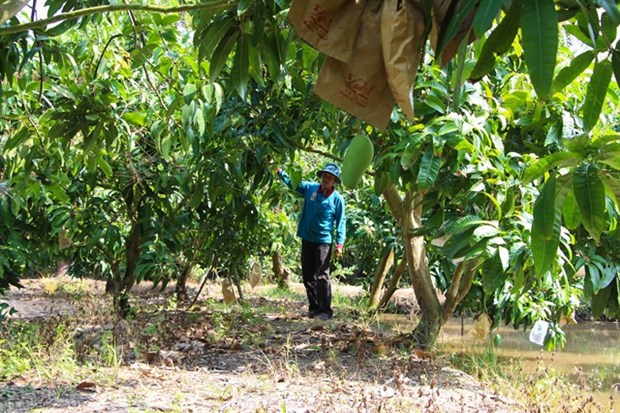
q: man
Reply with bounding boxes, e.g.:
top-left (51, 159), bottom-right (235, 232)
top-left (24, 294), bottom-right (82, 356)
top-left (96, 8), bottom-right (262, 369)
top-left (276, 162), bottom-right (346, 320)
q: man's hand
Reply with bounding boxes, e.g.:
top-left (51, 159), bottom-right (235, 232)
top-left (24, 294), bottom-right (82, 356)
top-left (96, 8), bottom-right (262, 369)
top-left (335, 244), bottom-right (343, 258)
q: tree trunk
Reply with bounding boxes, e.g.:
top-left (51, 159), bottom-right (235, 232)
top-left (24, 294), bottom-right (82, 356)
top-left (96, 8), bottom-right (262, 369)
top-left (106, 222), bottom-right (141, 318)
top-left (271, 250), bottom-right (290, 289)
top-left (384, 185), bottom-right (442, 349)
top-left (368, 247), bottom-right (394, 310)
top-left (441, 259), bottom-right (480, 323)
top-left (176, 262), bottom-right (194, 302)
top-left (378, 258), bottom-right (407, 309)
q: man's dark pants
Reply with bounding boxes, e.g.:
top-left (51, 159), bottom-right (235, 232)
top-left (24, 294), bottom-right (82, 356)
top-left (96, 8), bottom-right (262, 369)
top-left (301, 240), bottom-right (333, 317)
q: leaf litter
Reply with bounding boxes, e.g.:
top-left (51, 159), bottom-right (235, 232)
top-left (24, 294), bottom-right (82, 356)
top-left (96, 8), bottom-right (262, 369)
top-left (0, 278), bottom-right (527, 412)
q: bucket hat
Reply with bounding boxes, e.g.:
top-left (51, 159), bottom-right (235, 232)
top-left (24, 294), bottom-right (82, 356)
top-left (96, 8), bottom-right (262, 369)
top-left (317, 162), bottom-right (341, 184)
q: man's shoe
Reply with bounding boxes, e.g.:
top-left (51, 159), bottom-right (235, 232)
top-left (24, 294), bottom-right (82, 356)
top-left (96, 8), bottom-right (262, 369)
top-left (318, 313), bottom-right (332, 320)
top-left (307, 311), bottom-right (318, 318)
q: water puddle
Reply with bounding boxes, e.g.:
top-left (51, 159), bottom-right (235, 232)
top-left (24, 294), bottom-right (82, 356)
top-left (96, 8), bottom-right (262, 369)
top-left (381, 314), bottom-right (620, 409)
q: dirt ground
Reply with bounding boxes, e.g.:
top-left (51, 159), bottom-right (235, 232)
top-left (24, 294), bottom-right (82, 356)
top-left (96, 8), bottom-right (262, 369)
top-left (1, 278), bottom-right (526, 413)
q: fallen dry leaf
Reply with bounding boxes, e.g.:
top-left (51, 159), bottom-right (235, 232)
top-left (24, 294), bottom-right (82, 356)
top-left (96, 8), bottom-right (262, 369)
top-left (76, 381), bottom-right (97, 393)
top-left (221, 279), bottom-right (236, 304)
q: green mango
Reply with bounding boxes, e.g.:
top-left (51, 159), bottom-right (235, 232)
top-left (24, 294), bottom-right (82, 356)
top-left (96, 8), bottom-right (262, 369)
top-left (341, 134), bottom-right (374, 189)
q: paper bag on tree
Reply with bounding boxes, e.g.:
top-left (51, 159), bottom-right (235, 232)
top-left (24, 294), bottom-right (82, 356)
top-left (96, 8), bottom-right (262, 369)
top-left (288, 0), bottom-right (366, 63)
top-left (314, 0), bottom-right (394, 130)
top-left (381, 0), bottom-right (426, 121)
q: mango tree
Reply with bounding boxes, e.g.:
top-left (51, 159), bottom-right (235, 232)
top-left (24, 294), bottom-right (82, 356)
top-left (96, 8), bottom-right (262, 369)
top-left (0, 1), bottom-right (293, 315)
top-left (1, 0), bottom-right (619, 346)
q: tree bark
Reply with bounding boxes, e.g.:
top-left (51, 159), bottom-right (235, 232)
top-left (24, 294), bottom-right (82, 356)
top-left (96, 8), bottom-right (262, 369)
top-left (384, 185), bottom-right (442, 349)
top-left (368, 247), bottom-right (394, 310)
top-left (441, 259), bottom-right (479, 323)
top-left (378, 258), bottom-right (407, 309)
top-left (175, 262), bottom-right (194, 302)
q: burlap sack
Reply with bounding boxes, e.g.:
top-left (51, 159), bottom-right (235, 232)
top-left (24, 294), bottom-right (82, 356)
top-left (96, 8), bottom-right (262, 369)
top-left (288, 0), bottom-right (366, 63)
top-left (314, 0), bottom-right (394, 130)
top-left (382, 0), bottom-right (426, 121)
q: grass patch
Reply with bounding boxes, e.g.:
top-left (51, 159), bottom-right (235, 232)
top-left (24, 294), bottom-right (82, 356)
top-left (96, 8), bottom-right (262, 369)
top-left (445, 343), bottom-right (612, 413)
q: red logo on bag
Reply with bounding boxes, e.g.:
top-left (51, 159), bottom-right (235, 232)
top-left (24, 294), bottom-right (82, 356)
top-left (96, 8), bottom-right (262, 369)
top-left (341, 74), bottom-right (375, 107)
top-left (302, 5), bottom-right (332, 40)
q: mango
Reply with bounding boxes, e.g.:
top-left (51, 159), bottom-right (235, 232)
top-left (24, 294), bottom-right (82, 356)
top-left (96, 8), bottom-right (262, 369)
top-left (341, 134), bottom-right (374, 189)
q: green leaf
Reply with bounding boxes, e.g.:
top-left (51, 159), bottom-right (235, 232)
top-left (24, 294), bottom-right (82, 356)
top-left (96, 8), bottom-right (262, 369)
top-left (3, 127), bottom-right (29, 151)
top-left (591, 284), bottom-right (611, 319)
top-left (551, 50), bottom-right (595, 94)
top-left (598, 263), bottom-right (619, 291)
top-left (501, 188), bottom-right (515, 217)
top-left (522, 152), bottom-right (580, 184)
top-left (435, 0), bottom-right (478, 60)
top-left (482, 251), bottom-right (509, 295)
top-left (562, 187), bottom-right (581, 229)
top-left (96, 158), bottom-right (113, 178)
top-left (424, 95), bottom-right (447, 113)
top-left (417, 147), bottom-right (441, 191)
top-left (601, 12), bottom-right (618, 47)
top-left (183, 82), bottom-right (197, 104)
top-left (210, 31), bottom-right (239, 82)
top-left (122, 112), bottom-right (146, 126)
top-left (562, 133), bottom-right (591, 155)
top-left (374, 171), bottom-right (390, 196)
top-left (471, 224), bottom-right (499, 244)
top-left (573, 164), bottom-right (606, 241)
top-left (193, 109), bottom-right (205, 137)
top-left (247, 40), bottom-right (265, 86)
top-left (213, 83), bottom-right (224, 113)
top-left (232, 34), bottom-right (249, 99)
top-left (46, 183), bottom-right (69, 203)
top-left (237, 0), bottom-right (252, 16)
top-left (598, 151), bottom-right (620, 170)
top-left (611, 47), bottom-right (620, 87)
top-left (533, 174), bottom-right (558, 241)
top-left (470, 51), bottom-right (497, 81)
top-left (583, 60), bottom-right (613, 131)
top-left (531, 173), bottom-right (562, 276)
top-left (591, 133), bottom-right (620, 150)
top-left (161, 14), bottom-right (180, 26)
top-left (473, 0), bottom-right (505, 37)
top-left (290, 168), bottom-right (302, 190)
top-left (264, 30), bottom-right (283, 82)
top-left (597, 0), bottom-right (620, 25)
top-left (445, 215), bottom-right (491, 234)
top-left (520, 0), bottom-right (558, 97)
top-left (196, 16), bottom-right (234, 62)
top-left (442, 228), bottom-right (476, 259)
top-left (401, 143), bottom-right (421, 170)
top-left (600, 171), bottom-right (620, 207)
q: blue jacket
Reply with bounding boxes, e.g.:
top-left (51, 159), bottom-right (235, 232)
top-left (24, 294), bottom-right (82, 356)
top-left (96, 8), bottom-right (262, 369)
top-left (278, 169), bottom-right (346, 246)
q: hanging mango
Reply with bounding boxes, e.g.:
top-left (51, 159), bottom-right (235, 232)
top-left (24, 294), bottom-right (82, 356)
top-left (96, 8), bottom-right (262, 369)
top-left (341, 134), bottom-right (374, 189)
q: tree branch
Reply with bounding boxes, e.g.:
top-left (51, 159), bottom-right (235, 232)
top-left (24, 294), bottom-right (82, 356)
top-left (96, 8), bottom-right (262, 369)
top-left (383, 184), bottom-right (404, 226)
top-left (0, 2), bottom-right (233, 36)
top-left (94, 34), bottom-right (122, 79)
top-left (441, 259), bottom-right (479, 323)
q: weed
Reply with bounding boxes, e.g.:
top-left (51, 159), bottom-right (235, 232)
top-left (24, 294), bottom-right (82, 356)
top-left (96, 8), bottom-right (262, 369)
top-left (445, 343), bottom-right (606, 412)
top-left (41, 278), bottom-right (60, 295)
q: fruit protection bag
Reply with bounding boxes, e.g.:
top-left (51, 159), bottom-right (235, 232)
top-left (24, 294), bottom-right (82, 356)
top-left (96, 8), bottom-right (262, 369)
top-left (288, 0), bottom-right (366, 63)
top-left (381, 0), bottom-right (426, 121)
top-left (313, 0), bottom-right (394, 130)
